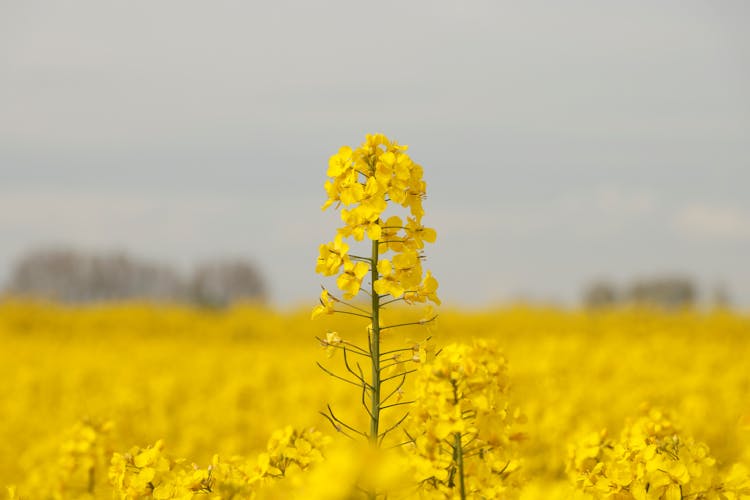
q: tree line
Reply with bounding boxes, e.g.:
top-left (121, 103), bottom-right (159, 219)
top-left (582, 276), bottom-right (731, 309)
top-left (3, 248), bottom-right (267, 307)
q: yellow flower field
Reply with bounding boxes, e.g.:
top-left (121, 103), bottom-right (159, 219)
top-left (3, 134), bottom-right (749, 499)
top-left (2, 301), bottom-right (749, 498)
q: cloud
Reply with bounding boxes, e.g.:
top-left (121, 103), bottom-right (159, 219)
top-left (593, 187), bottom-right (655, 216)
top-left (434, 186), bottom-right (658, 240)
top-left (674, 203), bottom-right (750, 241)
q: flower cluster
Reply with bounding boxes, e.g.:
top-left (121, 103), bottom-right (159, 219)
top-left (315, 133), bottom-right (439, 304)
top-left (108, 427), bottom-right (329, 499)
top-left (58, 418), bottom-right (116, 495)
top-left (406, 340), bottom-right (525, 498)
top-left (260, 426), bottom-right (330, 478)
top-left (567, 407), bottom-right (750, 499)
top-left (109, 440), bottom-right (208, 499)
top-left (5, 418), bottom-right (115, 499)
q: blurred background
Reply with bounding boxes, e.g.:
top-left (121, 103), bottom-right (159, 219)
top-left (1, 0), bottom-right (748, 309)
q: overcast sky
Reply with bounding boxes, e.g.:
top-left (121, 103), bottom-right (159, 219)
top-left (1, 1), bottom-right (749, 308)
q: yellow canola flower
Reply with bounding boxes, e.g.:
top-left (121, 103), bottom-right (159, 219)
top-left (311, 289), bottom-right (336, 320)
top-left (316, 235), bottom-right (349, 276)
top-left (379, 215), bottom-right (405, 252)
top-left (339, 206), bottom-right (383, 241)
top-left (404, 270), bottom-right (440, 306)
top-left (319, 331), bottom-right (342, 358)
top-left (335, 259), bottom-right (369, 299)
top-left (374, 260), bottom-right (405, 298)
top-left (327, 145), bottom-right (354, 178)
top-left (404, 216), bottom-right (436, 249)
top-left (337, 169), bottom-right (366, 206)
top-left (373, 249), bottom-right (423, 299)
top-left (380, 150), bottom-right (412, 181)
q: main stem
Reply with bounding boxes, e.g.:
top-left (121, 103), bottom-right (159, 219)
top-left (452, 380), bottom-right (466, 500)
top-left (454, 432), bottom-right (466, 500)
top-left (369, 238), bottom-right (381, 443)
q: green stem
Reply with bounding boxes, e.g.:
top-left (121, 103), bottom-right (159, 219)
top-left (455, 432), bottom-right (466, 500)
top-left (88, 466), bottom-right (95, 494)
top-left (451, 380), bottom-right (466, 500)
top-left (370, 238), bottom-right (381, 443)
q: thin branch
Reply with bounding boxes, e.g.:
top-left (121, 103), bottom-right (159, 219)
top-left (360, 379), bottom-right (374, 420)
top-left (384, 440), bottom-right (414, 450)
top-left (332, 310), bottom-right (372, 320)
top-left (492, 461), bottom-right (512, 476)
top-left (319, 411), bottom-right (355, 440)
top-left (402, 429), bottom-right (416, 444)
top-left (342, 347), bottom-right (371, 388)
top-left (337, 301), bottom-right (372, 315)
top-left (324, 404), bottom-right (368, 438)
top-left (378, 239), bottom-right (407, 244)
top-left (378, 412), bottom-right (410, 444)
top-left (316, 362), bottom-right (367, 389)
top-left (380, 315), bottom-right (438, 331)
top-left (324, 288), bottom-right (372, 315)
top-left (348, 254), bottom-right (373, 263)
top-left (380, 400), bottom-right (415, 410)
top-left (461, 432), bottom-right (480, 449)
top-left (380, 358), bottom-right (413, 372)
top-left (463, 449), bottom-right (489, 459)
top-left (380, 343), bottom-right (427, 358)
top-left (316, 338), bottom-right (370, 357)
top-left (342, 340), bottom-right (371, 355)
top-left (381, 373), bottom-right (408, 405)
top-left (379, 297), bottom-right (405, 307)
top-left (381, 369), bottom-right (417, 382)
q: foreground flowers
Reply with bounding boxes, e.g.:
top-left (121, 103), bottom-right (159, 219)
top-left (568, 406), bottom-right (750, 499)
top-left (2, 303), bottom-right (750, 498)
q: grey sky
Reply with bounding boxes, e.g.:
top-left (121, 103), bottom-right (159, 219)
top-left (1, 0), bottom-right (749, 307)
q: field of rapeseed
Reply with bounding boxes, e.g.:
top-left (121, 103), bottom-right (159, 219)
top-left (1, 302), bottom-right (749, 498)
top-left (3, 135), bottom-right (749, 498)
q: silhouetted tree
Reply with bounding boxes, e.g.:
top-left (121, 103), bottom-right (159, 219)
top-left (6, 248), bottom-right (183, 302)
top-left (582, 281), bottom-right (618, 309)
top-left (189, 260), bottom-right (267, 308)
top-left (627, 276), bottom-right (696, 309)
top-left (4, 248), bottom-right (267, 306)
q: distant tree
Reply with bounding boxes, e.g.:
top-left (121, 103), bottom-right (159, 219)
top-left (5, 248), bottom-right (268, 306)
top-left (582, 281), bottom-right (619, 309)
top-left (189, 260), bottom-right (267, 308)
top-left (626, 276), bottom-right (696, 309)
top-left (6, 248), bottom-right (184, 302)
top-left (711, 283), bottom-right (732, 309)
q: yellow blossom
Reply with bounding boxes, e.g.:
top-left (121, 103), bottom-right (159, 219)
top-left (311, 289), bottom-right (336, 320)
top-left (315, 235), bottom-right (349, 276)
top-left (335, 259), bottom-right (369, 299)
